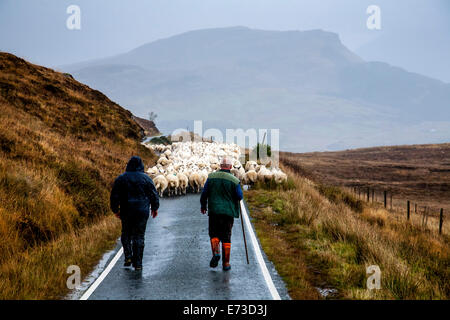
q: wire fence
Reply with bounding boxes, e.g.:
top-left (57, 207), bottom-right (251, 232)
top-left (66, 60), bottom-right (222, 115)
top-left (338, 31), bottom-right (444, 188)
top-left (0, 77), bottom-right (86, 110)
top-left (347, 186), bottom-right (446, 235)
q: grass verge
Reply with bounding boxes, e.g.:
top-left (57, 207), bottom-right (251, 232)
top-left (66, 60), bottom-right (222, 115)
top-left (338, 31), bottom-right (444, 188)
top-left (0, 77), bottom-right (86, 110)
top-left (245, 167), bottom-right (449, 299)
top-left (0, 215), bottom-right (121, 299)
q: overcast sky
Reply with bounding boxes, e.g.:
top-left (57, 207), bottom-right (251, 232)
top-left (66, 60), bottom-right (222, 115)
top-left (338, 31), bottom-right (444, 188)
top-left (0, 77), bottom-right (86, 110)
top-left (1, 0), bottom-right (449, 82)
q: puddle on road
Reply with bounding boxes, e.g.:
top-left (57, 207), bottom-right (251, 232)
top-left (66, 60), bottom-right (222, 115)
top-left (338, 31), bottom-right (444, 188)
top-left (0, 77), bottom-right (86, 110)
top-left (316, 287), bottom-right (338, 298)
top-left (141, 208), bottom-right (176, 279)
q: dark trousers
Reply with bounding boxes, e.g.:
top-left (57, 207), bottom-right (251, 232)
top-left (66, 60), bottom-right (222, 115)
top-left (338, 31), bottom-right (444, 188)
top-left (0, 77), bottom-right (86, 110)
top-left (209, 214), bottom-right (234, 243)
top-left (121, 214), bottom-right (149, 267)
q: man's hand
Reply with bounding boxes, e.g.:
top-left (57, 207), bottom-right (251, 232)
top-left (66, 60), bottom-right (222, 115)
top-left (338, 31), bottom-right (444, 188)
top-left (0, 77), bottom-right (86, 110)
top-left (201, 208), bottom-right (207, 215)
top-left (151, 210), bottom-right (158, 218)
top-left (114, 210), bottom-right (120, 219)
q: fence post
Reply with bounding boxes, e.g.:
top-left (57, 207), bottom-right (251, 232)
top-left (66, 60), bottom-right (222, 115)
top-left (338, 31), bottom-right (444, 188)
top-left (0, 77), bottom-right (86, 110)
top-left (367, 187), bottom-right (370, 202)
top-left (422, 206), bottom-right (427, 227)
top-left (384, 190), bottom-right (387, 208)
top-left (390, 194), bottom-right (393, 210)
top-left (407, 201), bottom-right (410, 221)
top-left (439, 209), bottom-right (444, 235)
top-left (372, 189), bottom-right (374, 203)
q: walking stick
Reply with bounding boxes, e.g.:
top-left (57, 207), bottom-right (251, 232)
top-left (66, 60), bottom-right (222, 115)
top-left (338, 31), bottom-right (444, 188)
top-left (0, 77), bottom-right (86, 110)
top-left (239, 201), bottom-right (250, 264)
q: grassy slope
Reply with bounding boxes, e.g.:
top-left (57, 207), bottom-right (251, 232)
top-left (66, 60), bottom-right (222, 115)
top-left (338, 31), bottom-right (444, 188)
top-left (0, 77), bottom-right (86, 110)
top-left (0, 52), bottom-right (156, 299)
top-left (245, 168), bottom-right (449, 299)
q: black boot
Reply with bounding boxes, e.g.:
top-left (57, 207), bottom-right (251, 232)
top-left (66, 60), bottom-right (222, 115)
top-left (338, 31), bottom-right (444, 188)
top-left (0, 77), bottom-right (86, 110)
top-left (121, 235), bottom-right (133, 266)
top-left (133, 239), bottom-right (145, 271)
top-left (124, 258), bottom-right (133, 267)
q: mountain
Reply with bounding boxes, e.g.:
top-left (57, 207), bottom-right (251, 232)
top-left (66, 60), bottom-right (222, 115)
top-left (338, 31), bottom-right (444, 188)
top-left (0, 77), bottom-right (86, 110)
top-left (355, 27), bottom-right (450, 85)
top-left (62, 26), bottom-right (450, 152)
top-left (0, 52), bottom-right (156, 298)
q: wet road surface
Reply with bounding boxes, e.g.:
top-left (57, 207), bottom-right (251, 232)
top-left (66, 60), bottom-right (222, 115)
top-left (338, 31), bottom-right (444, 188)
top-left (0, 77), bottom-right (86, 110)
top-left (86, 194), bottom-right (289, 300)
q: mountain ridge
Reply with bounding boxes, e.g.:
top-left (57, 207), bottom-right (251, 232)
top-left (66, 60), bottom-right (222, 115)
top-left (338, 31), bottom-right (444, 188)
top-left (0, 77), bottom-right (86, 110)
top-left (61, 26), bottom-right (450, 152)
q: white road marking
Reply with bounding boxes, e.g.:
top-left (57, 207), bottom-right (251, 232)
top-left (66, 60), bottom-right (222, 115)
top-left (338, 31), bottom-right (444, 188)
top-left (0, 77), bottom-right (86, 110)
top-left (240, 200), bottom-right (281, 300)
top-left (79, 247), bottom-right (123, 300)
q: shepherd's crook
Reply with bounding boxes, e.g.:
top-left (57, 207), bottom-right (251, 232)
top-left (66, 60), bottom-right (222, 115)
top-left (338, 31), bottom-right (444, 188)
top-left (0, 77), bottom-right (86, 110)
top-left (240, 201), bottom-right (250, 264)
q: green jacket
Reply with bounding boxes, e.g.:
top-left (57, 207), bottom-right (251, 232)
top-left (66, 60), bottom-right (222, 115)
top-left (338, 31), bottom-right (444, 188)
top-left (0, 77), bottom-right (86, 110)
top-left (200, 169), bottom-right (244, 218)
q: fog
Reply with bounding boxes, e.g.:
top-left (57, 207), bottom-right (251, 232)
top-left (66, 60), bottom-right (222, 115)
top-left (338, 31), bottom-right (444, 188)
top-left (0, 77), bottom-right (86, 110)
top-left (1, 0), bottom-right (449, 82)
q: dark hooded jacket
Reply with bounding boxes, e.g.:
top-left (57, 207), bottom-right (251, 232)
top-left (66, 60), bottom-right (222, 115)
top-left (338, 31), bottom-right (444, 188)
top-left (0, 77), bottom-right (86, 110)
top-left (110, 156), bottom-right (159, 219)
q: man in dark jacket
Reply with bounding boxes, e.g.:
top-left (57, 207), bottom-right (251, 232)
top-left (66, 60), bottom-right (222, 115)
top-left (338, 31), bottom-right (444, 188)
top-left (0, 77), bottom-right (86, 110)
top-left (110, 156), bottom-right (159, 271)
top-left (200, 157), bottom-right (243, 271)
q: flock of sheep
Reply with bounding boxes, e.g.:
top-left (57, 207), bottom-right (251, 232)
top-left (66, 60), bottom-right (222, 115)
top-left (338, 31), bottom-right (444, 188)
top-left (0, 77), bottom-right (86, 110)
top-left (144, 141), bottom-right (288, 197)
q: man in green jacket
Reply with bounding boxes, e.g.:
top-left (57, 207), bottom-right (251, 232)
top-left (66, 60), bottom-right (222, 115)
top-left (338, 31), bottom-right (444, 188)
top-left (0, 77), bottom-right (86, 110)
top-left (200, 157), bottom-right (243, 271)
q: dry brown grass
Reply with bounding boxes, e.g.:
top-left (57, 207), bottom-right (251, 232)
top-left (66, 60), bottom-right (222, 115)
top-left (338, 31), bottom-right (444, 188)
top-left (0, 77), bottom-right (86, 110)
top-left (245, 165), bottom-right (449, 299)
top-left (0, 52), bottom-right (156, 299)
top-left (0, 216), bottom-right (120, 299)
top-left (281, 144), bottom-right (450, 214)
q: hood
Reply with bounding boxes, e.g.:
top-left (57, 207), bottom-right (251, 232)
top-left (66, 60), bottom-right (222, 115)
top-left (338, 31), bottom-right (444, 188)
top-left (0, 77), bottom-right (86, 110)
top-left (126, 156), bottom-right (145, 172)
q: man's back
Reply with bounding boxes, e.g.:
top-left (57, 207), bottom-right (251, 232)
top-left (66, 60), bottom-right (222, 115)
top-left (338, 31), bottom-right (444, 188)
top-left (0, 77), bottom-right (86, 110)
top-left (200, 158), bottom-right (243, 271)
top-left (201, 169), bottom-right (243, 218)
top-left (110, 156), bottom-right (159, 270)
top-left (110, 156), bottom-right (159, 218)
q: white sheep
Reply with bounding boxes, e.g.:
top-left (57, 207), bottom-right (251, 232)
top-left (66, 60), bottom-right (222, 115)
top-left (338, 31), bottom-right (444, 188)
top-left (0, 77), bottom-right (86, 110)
top-left (144, 140), bottom-right (284, 195)
top-left (146, 166), bottom-right (159, 178)
top-left (157, 156), bottom-right (172, 167)
top-left (153, 174), bottom-right (168, 197)
top-left (189, 172), bottom-right (202, 193)
top-left (177, 172), bottom-right (189, 195)
top-left (257, 165), bottom-right (273, 182)
top-left (199, 169), bottom-right (208, 188)
top-left (243, 170), bottom-right (258, 185)
top-left (272, 168), bottom-right (288, 184)
top-left (163, 149), bottom-right (172, 157)
top-left (166, 173), bottom-right (180, 196)
top-left (245, 160), bottom-right (258, 171)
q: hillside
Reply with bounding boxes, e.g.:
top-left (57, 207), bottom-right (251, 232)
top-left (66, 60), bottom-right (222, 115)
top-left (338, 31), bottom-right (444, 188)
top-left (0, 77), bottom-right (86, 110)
top-left (281, 143), bottom-right (450, 213)
top-left (62, 26), bottom-right (450, 152)
top-left (132, 115), bottom-right (160, 137)
top-left (0, 52), bottom-right (156, 299)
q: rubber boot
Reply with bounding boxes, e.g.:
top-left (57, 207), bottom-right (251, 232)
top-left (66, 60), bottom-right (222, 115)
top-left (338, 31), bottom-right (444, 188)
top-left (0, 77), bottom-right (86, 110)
top-left (209, 237), bottom-right (221, 268)
top-left (133, 238), bottom-right (145, 271)
top-left (121, 233), bottom-right (133, 266)
top-left (124, 258), bottom-right (133, 267)
top-left (222, 243), bottom-right (231, 271)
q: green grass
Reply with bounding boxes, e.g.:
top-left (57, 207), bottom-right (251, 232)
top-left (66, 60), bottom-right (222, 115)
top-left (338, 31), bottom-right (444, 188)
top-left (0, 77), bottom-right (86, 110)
top-left (149, 135), bottom-right (172, 145)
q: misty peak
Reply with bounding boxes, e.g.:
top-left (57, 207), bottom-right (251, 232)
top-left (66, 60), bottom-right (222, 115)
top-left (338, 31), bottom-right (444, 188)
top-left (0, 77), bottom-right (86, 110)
top-left (63, 26), bottom-right (450, 152)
